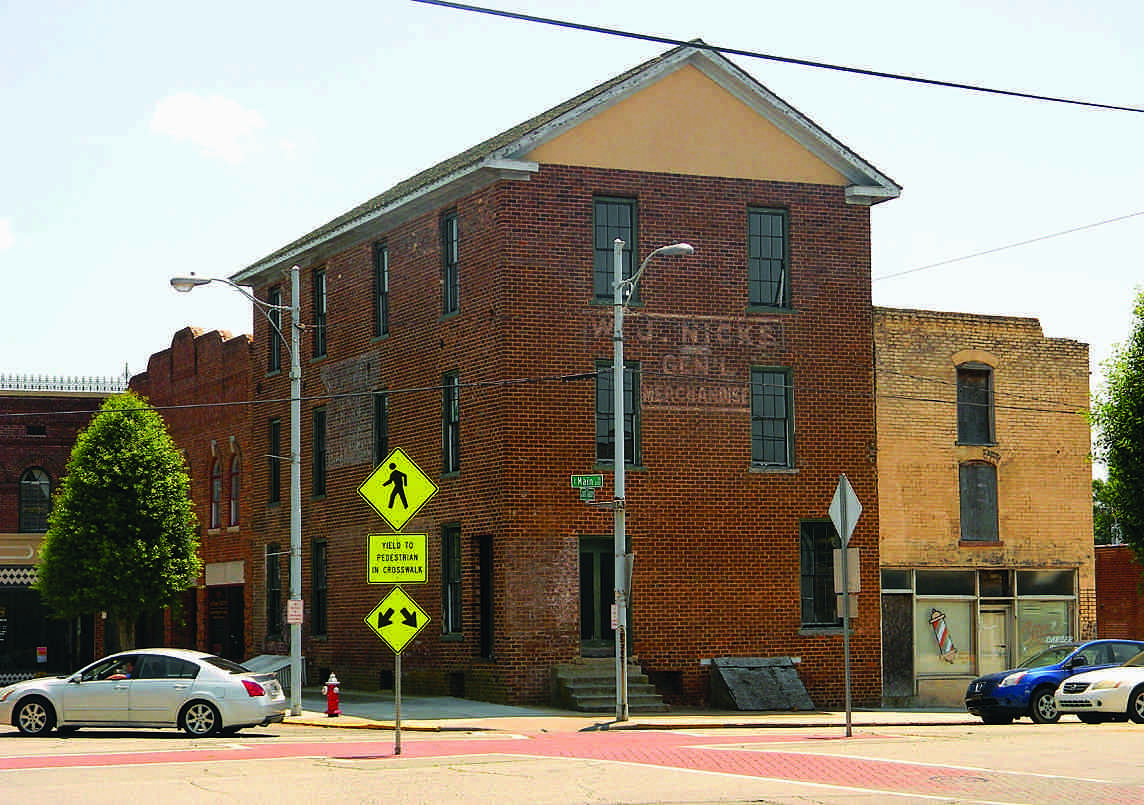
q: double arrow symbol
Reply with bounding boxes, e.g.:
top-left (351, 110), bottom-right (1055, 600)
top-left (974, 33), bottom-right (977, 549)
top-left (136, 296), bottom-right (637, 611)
top-left (376, 607), bottom-right (419, 628)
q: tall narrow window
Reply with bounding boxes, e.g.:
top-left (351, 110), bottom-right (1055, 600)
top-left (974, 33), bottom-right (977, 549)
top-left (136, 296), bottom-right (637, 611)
top-left (800, 521), bottom-right (841, 627)
top-left (18, 468), bottom-right (51, 533)
top-left (312, 407), bottom-right (328, 496)
top-left (228, 454), bottom-right (241, 527)
top-left (373, 241), bottom-right (389, 337)
top-left (442, 372), bottom-right (460, 474)
top-left (595, 360), bottom-right (640, 465)
top-left (312, 267), bottom-right (327, 358)
top-left (593, 198), bottom-right (637, 301)
top-left (267, 285), bottom-right (283, 373)
top-left (268, 418), bottom-right (282, 504)
top-left (210, 458), bottom-right (222, 529)
top-left (373, 390), bottom-right (389, 466)
top-left (748, 208), bottom-right (789, 307)
top-left (751, 368), bottom-right (793, 467)
top-left (441, 212), bottom-right (459, 315)
top-left (957, 364), bottom-right (993, 444)
top-left (442, 524), bottom-right (462, 635)
top-left (266, 543), bottom-right (283, 639)
top-left (312, 540), bottom-right (328, 637)
top-left (960, 461), bottom-right (999, 542)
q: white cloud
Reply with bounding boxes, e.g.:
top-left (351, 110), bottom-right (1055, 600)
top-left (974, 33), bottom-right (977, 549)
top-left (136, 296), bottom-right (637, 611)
top-left (0, 219), bottom-right (13, 251)
top-left (150, 93), bottom-right (265, 164)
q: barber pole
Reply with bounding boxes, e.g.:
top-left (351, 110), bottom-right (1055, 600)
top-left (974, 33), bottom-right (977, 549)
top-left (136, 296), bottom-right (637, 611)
top-left (929, 608), bottom-right (958, 662)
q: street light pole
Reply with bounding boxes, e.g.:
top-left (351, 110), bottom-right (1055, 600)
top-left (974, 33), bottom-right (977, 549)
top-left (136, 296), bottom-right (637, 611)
top-left (610, 238), bottom-right (694, 723)
top-left (170, 266), bottom-right (305, 715)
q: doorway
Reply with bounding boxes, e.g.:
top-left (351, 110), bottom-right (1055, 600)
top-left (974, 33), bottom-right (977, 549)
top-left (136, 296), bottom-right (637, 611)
top-left (208, 585), bottom-right (245, 662)
top-left (579, 537), bottom-right (614, 657)
top-left (978, 607), bottom-right (1010, 675)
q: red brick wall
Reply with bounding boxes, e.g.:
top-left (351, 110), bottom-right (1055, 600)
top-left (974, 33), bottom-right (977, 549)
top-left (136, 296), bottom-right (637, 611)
top-left (132, 326), bottom-right (253, 655)
top-left (240, 164), bottom-right (880, 706)
top-left (1096, 545), bottom-right (1144, 638)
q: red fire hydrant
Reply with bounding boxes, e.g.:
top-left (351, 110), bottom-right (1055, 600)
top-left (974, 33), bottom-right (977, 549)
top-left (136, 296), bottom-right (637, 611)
top-left (323, 673), bottom-right (341, 717)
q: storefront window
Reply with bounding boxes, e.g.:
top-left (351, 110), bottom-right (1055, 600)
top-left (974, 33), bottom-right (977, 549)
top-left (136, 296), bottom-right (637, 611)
top-left (1016, 600), bottom-right (1074, 662)
top-left (914, 600), bottom-right (975, 675)
top-left (1016, 570), bottom-right (1074, 597)
top-left (915, 570), bottom-right (974, 597)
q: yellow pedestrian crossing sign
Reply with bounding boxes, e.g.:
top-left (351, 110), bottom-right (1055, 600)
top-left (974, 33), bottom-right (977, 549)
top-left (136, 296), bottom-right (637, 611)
top-left (365, 586), bottom-right (430, 654)
top-left (358, 448), bottom-right (439, 531)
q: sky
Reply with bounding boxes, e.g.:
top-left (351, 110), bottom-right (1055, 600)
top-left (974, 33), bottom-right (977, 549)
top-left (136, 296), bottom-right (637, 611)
top-left (3, 0), bottom-right (1142, 397)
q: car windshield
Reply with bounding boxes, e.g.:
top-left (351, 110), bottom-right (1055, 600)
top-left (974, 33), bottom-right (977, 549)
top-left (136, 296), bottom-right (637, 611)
top-left (203, 656), bottom-right (252, 674)
top-left (1017, 645), bottom-right (1077, 668)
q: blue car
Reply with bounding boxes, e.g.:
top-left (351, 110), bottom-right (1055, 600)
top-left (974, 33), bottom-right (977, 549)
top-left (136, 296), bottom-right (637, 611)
top-left (965, 639), bottom-right (1144, 724)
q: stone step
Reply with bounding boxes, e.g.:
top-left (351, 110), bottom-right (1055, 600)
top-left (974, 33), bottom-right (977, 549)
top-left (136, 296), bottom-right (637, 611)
top-left (551, 660), bottom-right (670, 713)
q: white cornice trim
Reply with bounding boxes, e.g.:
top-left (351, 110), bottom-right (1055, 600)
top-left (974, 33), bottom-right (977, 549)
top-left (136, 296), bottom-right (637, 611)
top-left (231, 158), bottom-right (538, 284)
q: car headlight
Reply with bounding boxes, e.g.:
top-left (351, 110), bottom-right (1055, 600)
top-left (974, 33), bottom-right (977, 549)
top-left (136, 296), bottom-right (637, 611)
top-left (999, 672), bottom-right (1027, 687)
top-left (1092, 679), bottom-right (1125, 690)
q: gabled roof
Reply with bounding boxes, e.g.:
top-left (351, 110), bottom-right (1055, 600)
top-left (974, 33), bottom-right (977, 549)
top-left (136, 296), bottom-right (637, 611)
top-left (232, 40), bottom-right (900, 285)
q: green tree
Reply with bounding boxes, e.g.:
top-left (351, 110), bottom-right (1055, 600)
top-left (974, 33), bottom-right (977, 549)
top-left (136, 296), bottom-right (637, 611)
top-left (1092, 478), bottom-right (1120, 544)
top-left (1092, 288), bottom-right (1144, 558)
top-left (35, 391), bottom-right (201, 649)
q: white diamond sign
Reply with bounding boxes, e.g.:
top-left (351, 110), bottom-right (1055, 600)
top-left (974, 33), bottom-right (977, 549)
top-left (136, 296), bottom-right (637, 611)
top-left (829, 473), bottom-right (862, 547)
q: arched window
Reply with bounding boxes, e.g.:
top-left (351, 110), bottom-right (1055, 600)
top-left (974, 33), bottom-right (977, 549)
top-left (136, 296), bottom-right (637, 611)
top-left (229, 454), bottom-right (241, 527)
top-left (19, 468), bottom-right (51, 532)
top-left (210, 459), bottom-right (222, 529)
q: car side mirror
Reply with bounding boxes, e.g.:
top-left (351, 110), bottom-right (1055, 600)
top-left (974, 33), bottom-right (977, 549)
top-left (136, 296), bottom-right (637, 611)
top-left (68, 674), bottom-right (82, 684)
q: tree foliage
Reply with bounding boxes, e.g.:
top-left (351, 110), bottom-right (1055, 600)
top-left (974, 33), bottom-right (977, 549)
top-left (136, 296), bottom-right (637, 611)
top-left (1092, 289), bottom-right (1144, 558)
top-left (35, 392), bottom-right (200, 648)
top-left (1092, 478), bottom-right (1121, 545)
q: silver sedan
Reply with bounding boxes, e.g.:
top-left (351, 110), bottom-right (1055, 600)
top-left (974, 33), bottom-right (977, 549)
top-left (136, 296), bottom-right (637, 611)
top-left (0, 648), bottom-right (287, 737)
top-left (1055, 649), bottom-right (1144, 724)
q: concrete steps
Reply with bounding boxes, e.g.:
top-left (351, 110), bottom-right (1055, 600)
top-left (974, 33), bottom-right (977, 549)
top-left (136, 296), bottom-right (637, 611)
top-left (551, 658), bottom-right (670, 713)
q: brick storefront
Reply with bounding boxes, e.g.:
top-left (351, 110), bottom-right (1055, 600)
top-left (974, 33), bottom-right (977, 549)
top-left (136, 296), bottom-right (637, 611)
top-left (874, 308), bottom-right (1093, 705)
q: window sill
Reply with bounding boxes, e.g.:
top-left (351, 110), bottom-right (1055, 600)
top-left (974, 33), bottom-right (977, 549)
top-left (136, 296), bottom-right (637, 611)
top-left (265, 369), bottom-right (283, 379)
top-left (226, 525), bottom-right (240, 534)
top-left (746, 304), bottom-right (797, 316)
top-left (207, 528), bottom-right (221, 536)
top-left (441, 632), bottom-right (464, 642)
top-left (959, 540), bottom-right (1003, 547)
top-left (439, 310), bottom-right (460, 323)
top-left (594, 462), bottom-right (646, 472)
top-left (371, 333), bottom-right (390, 344)
top-left (441, 470), bottom-right (460, 480)
top-left (799, 626), bottom-right (845, 636)
top-left (589, 298), bottom-right (643, 308)
top-left (749, 465), bottom-right (798, 474)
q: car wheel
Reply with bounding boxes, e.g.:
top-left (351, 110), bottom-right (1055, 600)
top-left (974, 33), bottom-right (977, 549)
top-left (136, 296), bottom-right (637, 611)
top-left (1128, 687), bottom-right (1144, 724)
top-left (14, 697), bottom-right (56, 736)
top-left (980, 713), bottom-right (1013, 725)
top-left (1029, 687), bottom-right (1061, 724)
top-left (1077, 714), bottom-right (1104, 724)
top-left (180, 701), bottom-right (222, 737)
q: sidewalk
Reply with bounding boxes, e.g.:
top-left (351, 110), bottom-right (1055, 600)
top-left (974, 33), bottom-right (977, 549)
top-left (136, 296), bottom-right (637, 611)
top-left (286, 687), bottom-right (976, 733)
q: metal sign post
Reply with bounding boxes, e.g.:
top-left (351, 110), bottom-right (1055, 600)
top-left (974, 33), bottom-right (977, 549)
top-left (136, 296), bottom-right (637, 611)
top-left (829, 474), bottom-right (862, 738)
top-left (395, 653), bottom-right (402, 755)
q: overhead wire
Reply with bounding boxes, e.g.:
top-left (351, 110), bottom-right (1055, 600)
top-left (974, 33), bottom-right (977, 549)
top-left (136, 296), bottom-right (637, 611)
top-left (411, 0), bottom-right (1144, 114)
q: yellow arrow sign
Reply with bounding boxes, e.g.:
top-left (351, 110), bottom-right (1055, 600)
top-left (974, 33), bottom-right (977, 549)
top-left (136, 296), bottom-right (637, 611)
top-left (358, 448), bottom-right (439, 531)
top-left (364, 586), bottom-right (430, 654)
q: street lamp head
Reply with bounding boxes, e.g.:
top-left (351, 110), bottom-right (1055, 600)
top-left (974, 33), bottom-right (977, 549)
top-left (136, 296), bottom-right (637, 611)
top-left (169, 274), bottom-right (212, 293)
top-left (656, 243), bottom-right (695, 257)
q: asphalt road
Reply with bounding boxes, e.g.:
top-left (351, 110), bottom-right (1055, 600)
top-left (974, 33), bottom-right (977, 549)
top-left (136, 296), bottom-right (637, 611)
top-left (2, 720), bottom-right (1143, 804)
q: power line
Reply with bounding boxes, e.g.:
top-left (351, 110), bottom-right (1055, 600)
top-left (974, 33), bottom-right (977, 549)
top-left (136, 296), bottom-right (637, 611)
top-left (412, 0), bottom-right (1144, 114)
top-left (874, 211), bottom-right (1144, 281)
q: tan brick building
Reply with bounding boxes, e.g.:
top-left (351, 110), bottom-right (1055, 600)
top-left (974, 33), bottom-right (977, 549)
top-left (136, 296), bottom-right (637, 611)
top-left (874, 307), bottom-right (1093, 705)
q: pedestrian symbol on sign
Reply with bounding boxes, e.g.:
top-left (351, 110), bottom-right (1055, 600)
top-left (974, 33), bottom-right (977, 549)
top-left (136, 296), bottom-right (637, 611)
top-left (383, 463), bottom-right (409, 509)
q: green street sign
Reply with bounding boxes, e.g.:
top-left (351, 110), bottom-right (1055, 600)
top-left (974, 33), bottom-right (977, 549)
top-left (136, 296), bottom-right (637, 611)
top-left (570, 474), bottom-right (604, 489)
top-left (579, 488), bottom-right (596, 502)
